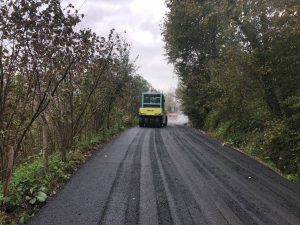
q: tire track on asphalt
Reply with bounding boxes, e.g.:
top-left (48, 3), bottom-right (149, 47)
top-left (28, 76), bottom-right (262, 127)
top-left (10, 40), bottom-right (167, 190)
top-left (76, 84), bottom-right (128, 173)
top-left (182, 126), bottom-right (300, 220)
top-left (171, 127), bottom-right (280, 225)
top-left (139, 128), bottom-right (159, 225)
top-left (169, 128), bottom-right (256, 224)
top-left (98, 129), bottom-right (145, 225)
top-left (154, 128), bottom-right (208, 225)
top-left (184, 126), bottom-right (300, 197)
top-left (124, 133), bottom-right (143, 225)
top-left (162, 127), bottom-right (244, 225)
top-left (149, 129), bottom-right (174, 225)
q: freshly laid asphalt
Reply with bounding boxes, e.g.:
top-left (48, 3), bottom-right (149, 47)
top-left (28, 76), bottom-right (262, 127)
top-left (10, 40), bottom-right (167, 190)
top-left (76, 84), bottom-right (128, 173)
top-left (29, 125), bottom-right (300, 225)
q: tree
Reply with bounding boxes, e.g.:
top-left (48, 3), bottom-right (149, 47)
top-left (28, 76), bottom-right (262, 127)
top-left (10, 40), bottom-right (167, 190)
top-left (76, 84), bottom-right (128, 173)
top-left (163, 0), bottom-right (300, 174)
top-left (0, 0), bottom-right (81, 195)
top-left (0, 0), bottom-right (150, 197)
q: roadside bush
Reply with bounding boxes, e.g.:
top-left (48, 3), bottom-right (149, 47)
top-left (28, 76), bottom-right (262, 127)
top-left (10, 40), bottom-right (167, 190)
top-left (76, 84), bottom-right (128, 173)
top-left (261, 120), bottom-right (299, 174)
top-left (208, 114), bottom-right (299, 177)
top-left (214, 122), bottom-right (230, 139)
top-left (1, 158), bottom-right (51, 224)
top-left (213, 121), bottom-right (248, 146)
top-left (65, 150), bottom-right (85, 172)
top-left (0, 152), bottom-right (78, 224)
top-left (204, 110), bottom-right (221, 131)
top-left (282, 96), bottom-right (300, 130)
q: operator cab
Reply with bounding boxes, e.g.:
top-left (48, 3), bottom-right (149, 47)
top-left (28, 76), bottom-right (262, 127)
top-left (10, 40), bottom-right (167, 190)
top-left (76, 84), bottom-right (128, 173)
top-left (142, 93), bottom-right (165, 108)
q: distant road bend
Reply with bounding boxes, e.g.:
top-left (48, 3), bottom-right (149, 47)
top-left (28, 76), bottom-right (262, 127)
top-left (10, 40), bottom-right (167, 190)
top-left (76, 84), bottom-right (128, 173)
top-left (29, 125), bottom-right (300, 225)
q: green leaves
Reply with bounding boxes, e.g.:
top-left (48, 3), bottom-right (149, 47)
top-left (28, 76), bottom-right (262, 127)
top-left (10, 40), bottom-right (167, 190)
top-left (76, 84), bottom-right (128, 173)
top-left (27, 190), bottom-right (47, 205)
top-left (29, 198), bottom-right (37, 205)
top-left (36, 191), bottom-right (47, 202)
top-left (19, 213), bottom-right (31, 224)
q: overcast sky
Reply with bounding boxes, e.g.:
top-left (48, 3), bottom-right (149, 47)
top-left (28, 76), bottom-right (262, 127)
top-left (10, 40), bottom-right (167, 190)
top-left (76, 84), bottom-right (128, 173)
top-left (62, 0), bottom-right (177, 91)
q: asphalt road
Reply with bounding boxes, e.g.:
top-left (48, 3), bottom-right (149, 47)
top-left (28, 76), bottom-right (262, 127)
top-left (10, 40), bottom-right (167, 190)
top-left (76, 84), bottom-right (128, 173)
top-left (29, 125), bottom-right (300, 225)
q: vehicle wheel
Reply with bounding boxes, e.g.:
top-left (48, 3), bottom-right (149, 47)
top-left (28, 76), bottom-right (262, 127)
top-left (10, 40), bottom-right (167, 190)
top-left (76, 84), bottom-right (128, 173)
top-left (149, 117), bottom-right (154, 127)
top-left (139, 117), bottom-right (144, 127)
top-left (144, 117), bottom-right (149, 127)
top-left (164, 116), bottom-right (168, 127)
top-left (156, 117), bottom-right (162, 128)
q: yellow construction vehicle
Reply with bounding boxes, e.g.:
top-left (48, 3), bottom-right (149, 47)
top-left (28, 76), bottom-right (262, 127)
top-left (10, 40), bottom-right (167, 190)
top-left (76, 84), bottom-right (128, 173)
top-left (139, 93), bottom-right (168, 127)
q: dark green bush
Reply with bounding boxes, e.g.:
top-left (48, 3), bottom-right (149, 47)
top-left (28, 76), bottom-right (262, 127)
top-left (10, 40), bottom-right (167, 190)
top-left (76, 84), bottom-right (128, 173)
top-left (261, 120), bottom-right (299, 174)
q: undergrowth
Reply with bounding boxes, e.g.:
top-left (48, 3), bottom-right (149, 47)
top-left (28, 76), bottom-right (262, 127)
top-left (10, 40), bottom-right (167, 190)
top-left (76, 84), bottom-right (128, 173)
top-left (208, 118), bottom-right (300, 185)
top-left (0, 124), bottom-right (125, 224)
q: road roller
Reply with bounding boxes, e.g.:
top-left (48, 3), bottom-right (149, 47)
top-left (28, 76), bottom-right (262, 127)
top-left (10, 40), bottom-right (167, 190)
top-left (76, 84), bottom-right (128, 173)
top-left (139, 93), bottom-right (168, 127)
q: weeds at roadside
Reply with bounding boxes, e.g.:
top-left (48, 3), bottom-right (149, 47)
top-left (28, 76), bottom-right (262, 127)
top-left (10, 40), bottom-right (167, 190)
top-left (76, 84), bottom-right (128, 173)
top-left (0, 124), bottom-right (125, 224)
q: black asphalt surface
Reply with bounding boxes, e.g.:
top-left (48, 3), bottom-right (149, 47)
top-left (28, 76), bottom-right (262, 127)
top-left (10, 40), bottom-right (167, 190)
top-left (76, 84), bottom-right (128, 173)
top-left (29, 125), bottom-right (300, 225)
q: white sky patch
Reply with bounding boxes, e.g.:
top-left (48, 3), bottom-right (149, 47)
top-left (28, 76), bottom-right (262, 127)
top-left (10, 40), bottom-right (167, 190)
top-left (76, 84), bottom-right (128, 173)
top-left (62, 0), bottom-right (177, 91)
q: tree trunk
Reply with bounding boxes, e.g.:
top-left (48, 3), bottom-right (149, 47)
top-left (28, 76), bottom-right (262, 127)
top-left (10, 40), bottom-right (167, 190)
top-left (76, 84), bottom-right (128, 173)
top-left (61, 122), bottom-right (73, 162)
top-left (61, 135), bottom-right (69, 162)
top-left (0, 135), bottom-right (5, 182)
top-left (3, 145), bottom-right (14, 196)
top-left (41, 114), bottom-right (49, 172)
top-left (107, 103), bottom-right (112, 129)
